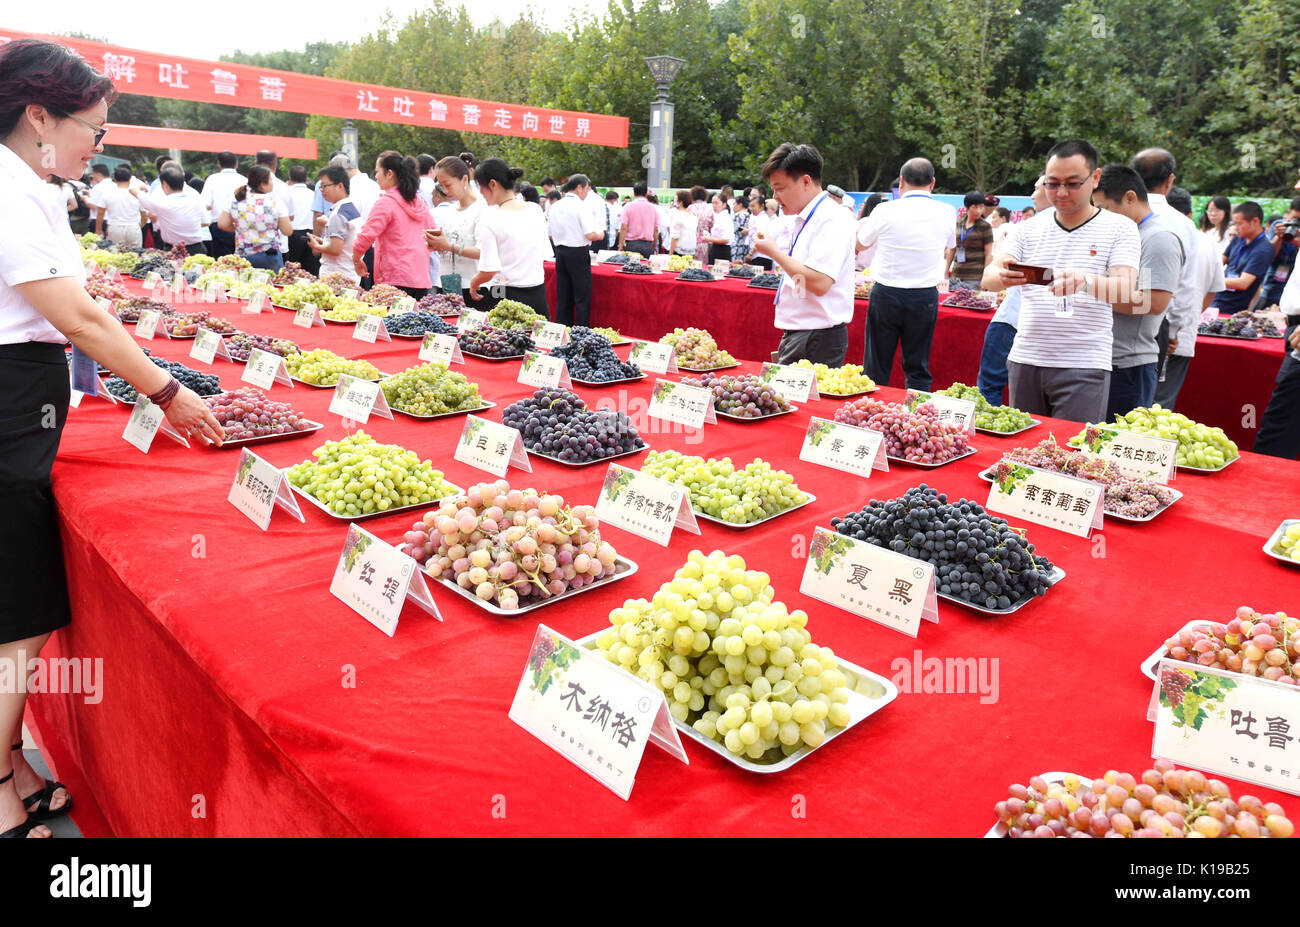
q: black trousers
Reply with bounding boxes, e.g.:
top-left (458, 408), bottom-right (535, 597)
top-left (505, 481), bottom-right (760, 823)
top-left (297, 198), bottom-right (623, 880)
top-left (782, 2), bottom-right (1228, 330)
top-left (1254, 320), bottom-right (1300, 459)
top-left (505, 284), bottom-right (550, 319)
top-left (708, 243), bottom-right (731, 265)
top-left (0, 343), bottom-right (71, 644)
top-left (554, 245), bottom-right (594, 326)
top-left (863, 282), bottom-right (939, 390)
top-left (208, 222), bottom-right (235, 258)
top-left (395, 285), bottom-right (428, 300)
top-left (286, 229), bottom-right (318, 274)
top-left (158, 238), bottom-right (207, 256)
top-left (624, 240), bottom-right (654, 259)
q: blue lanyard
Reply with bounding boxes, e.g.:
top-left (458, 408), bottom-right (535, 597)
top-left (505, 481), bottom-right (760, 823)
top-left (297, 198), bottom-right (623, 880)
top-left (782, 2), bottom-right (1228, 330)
top-left (1137, 211), bottom-right (1153, 228)
top-left (775, 193), bottom-right (829, 306)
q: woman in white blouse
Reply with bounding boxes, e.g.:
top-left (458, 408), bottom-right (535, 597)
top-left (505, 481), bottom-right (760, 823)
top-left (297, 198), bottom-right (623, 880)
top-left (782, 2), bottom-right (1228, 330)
top-left (467, 158), bottom-right (553, 316)
top-left (668, 191), bottom-right (699, 257)
top-left (424, 155), bottom-right (489, 309)
top-left (0, 38), bottom-right (222, 840)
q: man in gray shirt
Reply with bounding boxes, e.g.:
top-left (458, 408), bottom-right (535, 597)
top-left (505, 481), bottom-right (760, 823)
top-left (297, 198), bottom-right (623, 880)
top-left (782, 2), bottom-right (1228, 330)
top-left (1092, 164), bottom-right (1184, 419)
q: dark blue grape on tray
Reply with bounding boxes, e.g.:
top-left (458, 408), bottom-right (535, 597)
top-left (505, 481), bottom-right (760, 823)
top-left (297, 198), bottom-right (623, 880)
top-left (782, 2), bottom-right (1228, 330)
top-left (726, 265), bottom-right (757, 278)
top-left (829, 484), bottom-right (1058, 612)
top-left (104, 355), bottom-right (222, 402)
top-left (747, 272), bottom-right (782, 289)
top-left (459, 325), bottom-right (534, 358)
top-left (553, 328), bottom-right (642, 383)
top-left (502, 388), bottom-right (646, 464)
top-left (619, 262), bottom-right (654, 274)
top-left (386, 312), bottom-right (460, 338)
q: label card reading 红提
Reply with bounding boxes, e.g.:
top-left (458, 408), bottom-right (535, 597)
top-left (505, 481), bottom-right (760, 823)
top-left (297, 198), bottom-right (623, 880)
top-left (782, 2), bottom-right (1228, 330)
top-left (593, 464), bottom-right (700, 547)
top-left (329, 523), bottom-right (441, 637)
top-left (799, 527), bottom-right (938, 638)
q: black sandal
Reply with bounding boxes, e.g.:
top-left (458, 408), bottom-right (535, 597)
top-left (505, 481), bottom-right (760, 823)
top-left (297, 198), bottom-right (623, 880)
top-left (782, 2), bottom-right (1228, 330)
top-left (10, 743), bottom-right (71, 820)
top-left (0, 771), bottom-right (50, 838)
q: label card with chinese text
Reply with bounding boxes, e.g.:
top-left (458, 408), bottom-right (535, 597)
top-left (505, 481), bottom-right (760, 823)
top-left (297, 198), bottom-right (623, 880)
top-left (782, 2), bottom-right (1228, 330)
top-left (799, 418), bottom-right (889, 477)
top-left (453, 415), bottom-right (531, 477)
top-left (1151, 659), bottom-right (1300, 798)
top-left (122, 397), bottom-right (189, 453)
top-left (293, 303), bottom-right (325, 329)
top-left (985, 463), bottom-right (1103, 538)
top-left (509, 624), bottom-right (687, 802)
top-left (227, 449), bottom-right (304, 530)
top-left (800, 527), bottom-right (938, 638)
top-left (340, 288), bottom-right (359, 303)
top-left (518, 352), bottom-right (572, 390)
top-left (1077, 424), bottom-right (1177, 484)
top-left (203, 281), bottom-right (220, 304)
top-left (531, 319), bottom-right (569, 351)
top-left (760, 362), bottom-right (820, 403)
top-left (329, 523), bottom-right (441, 637)
top-left (141, 271), bottom-right (161, 290)
top-left (170, 273), bottom-right (186, 298)
top-left (392, 295), bottom-right (416, 315)
top-left (594, 464), bottom-right (700, 547)
top-left (628, 341), bottom-right (678, 374)
top-left (241, 348), bottom-right (294, 390)
top-left (905, 390), bottom-right (976, 434)
top-left (647, 379), bottom-right (716, 429)
top-left (248, 270), bottom-right (271, 288)
top-left (419, 332), bottom-right (463, 365)
top-left (135, 310), bottom-right (161, 341)
top-left (242, 291), bottom-right (268, 315)
top-left (328, 373), bottom-right (392, 425)
top-left (457, 308), bottom-right (488, 332)
top-left (95, 297), bottom-right (115, 315)
top-left (69, 346), bottom-right (98, 397)
top-left (190, 328), bottom-right (232, 365)
top-left (353, 313), bottom-right (391, 344)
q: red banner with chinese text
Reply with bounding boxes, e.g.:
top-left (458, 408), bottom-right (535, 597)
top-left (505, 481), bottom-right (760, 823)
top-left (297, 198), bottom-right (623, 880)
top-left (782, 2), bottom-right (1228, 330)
top-left (0, 29), bottom-right (629, 149)
top-left (102, 124), bottom-right (319, 159)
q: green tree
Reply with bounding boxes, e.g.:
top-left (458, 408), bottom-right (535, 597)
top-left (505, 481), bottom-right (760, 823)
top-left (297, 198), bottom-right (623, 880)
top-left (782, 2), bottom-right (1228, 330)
top-left (892, 0), bottom-right (1026, 193)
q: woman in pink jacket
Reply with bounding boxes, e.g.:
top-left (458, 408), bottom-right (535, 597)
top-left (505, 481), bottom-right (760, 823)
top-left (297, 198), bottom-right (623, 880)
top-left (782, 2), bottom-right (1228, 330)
top-left (352, 150), bottom-right (436, 298)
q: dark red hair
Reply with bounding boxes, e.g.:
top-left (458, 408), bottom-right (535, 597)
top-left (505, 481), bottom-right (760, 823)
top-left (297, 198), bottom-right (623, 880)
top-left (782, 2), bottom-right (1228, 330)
top-left (0, 39), bottom-right (116, 139)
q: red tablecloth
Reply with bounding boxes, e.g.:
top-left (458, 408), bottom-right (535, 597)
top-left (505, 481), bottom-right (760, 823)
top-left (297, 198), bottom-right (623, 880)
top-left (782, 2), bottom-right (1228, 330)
top-left (545, 263), bottom-right (1289, 454)
top-left (28, 279), bottom-right (1300, 836)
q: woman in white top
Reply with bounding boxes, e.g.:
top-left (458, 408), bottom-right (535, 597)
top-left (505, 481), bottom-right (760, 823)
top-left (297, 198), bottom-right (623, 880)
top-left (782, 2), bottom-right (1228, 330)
top-left (854, 193), bottom-right (888, 272)
top-left (1200, 195), bottom-right (1234, 263)
top-left (668, 190), bottom-right (698, 256)
top-left (217, 164), bottom-right (292, 271)
top-left (468, 157), bottom-right (552, 316)
top-left (424, 155), bottom-right (489, 309)
top-left (705, 192), bottom-right (732, 265)
top-left (0, 38), bottom-right (222, 840)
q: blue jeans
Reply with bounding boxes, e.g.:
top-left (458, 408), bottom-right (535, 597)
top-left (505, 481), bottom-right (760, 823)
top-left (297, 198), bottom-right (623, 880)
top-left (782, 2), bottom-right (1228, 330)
top-left (243, 250), bottom-right (284, 271)
top-left (977, 321), bottom-right (1017, 406)
top-left (1106, 364), bottom-right (1157, 420)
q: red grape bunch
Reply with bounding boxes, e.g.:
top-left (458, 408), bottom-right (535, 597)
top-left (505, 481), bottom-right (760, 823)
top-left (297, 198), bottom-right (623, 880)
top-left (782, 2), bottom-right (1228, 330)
top-left (834, 397), bottom-right (969, 463)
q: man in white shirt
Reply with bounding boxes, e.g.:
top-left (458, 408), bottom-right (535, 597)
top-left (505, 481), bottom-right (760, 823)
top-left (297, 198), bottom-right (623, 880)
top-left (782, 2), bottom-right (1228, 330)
top-left (98, 165), bottom-right (144, 248)
top-left (549, 174), bottom-right (605, 326)
top-left (585, 182), bottom-right (608, 255)
top-left (307, 166), bottom-right (363, 285)
top-left (982, 139), bottom-right (1141, 423)
top-left (856, 157), bottom-right (957, 389)
top-left (752, 143), bottom-right (855, 366)
top-left (133, 165), bottom-right (206, 252)
top-left (86, 163), bottom-right (111, 235)
top-left (201, 151), bottom-right (245, 258)
top-left (1154, 187), bottom-right (1225, 411)
top-left (285, 165), bottom-right (318, 273)
top-left (1129, 149), bottom-right (1214, 410)
top-left (603, 190), bottom-right (622, 250)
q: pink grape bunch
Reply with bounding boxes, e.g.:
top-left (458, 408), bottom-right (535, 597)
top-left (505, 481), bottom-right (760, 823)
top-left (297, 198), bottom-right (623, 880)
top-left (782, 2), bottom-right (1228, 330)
top-left (1161, 606), bottom-right (1299, 683)
top-left (224, 332), bottom-right (301, 363)
top-left (203, 388), bottom-right (313, 440)
top-left (834, 397), bottom-right (969, 463)
top-left (399, 480), bottom-right (620, 611)
top-left (684, 372), bottom-right (790, 418)
top-left (113, 297), bottom-right (172, 323)
top-left (995, 761), bottom-right (1294, 838)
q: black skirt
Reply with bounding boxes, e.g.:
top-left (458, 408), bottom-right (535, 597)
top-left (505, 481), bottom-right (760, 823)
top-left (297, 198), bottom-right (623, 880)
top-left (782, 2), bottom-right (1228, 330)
top-left (708, 243), bottom-right (731, 265)
top-left (0, 342), bottom-right (72, 644)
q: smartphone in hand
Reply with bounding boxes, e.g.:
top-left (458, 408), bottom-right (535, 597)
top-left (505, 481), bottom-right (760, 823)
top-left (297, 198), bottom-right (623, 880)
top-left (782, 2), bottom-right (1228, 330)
top-left (1007, 262), bottom-right (1054, 284)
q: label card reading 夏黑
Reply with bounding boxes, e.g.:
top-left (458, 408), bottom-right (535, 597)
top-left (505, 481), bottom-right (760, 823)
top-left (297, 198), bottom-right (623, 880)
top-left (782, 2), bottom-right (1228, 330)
top-left (800, 527), bottom-right (938, 638)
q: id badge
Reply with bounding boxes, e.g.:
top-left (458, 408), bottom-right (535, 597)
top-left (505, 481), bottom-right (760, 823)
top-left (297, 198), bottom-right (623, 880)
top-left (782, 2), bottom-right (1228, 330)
top-left (1274, 267), bottom-right (1289, 284)
top-left (1055, 296), bottom-right (1074, 319)
top-left (955, 247), bottom-right (966, 264)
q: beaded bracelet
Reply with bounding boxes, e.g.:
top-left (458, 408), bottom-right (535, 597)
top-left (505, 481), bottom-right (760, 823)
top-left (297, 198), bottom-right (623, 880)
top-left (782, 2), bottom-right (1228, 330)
top-left (147, 377), bottom-right (180, 409)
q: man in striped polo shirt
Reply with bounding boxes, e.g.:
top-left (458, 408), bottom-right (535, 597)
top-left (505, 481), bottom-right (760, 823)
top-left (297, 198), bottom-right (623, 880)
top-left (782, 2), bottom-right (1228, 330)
top-left (982, 139), bottom-right (1141, 423)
